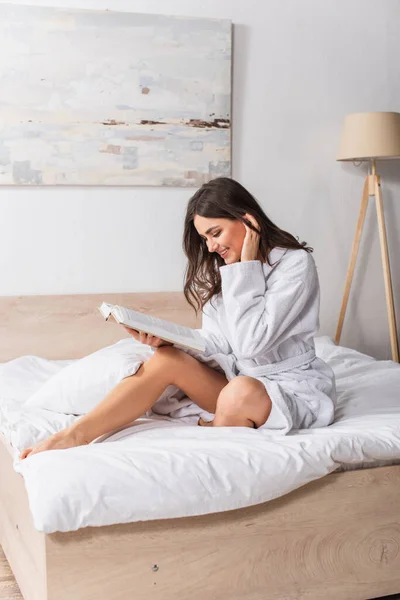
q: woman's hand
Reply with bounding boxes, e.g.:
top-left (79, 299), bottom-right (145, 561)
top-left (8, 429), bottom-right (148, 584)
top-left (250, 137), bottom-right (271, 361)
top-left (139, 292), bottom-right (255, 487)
top-left (123, 327), bottom-right (173, 348)
top-left (241, 213), bottom-right (261, 262)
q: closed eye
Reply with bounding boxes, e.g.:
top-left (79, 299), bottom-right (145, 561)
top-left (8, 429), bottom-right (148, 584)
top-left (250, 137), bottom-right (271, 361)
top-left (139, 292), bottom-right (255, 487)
top-left (200, 230), bottom-right (221, 241)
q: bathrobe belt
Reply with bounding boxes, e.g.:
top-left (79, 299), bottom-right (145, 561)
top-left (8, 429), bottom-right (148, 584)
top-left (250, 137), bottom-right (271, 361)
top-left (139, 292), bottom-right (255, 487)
top-left (236, 348), bottom-right (316, 377)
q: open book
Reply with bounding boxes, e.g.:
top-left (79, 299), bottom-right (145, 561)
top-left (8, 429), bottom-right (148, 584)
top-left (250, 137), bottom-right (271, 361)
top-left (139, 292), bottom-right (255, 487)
top-left (98, 302), bottom-right (206, 353)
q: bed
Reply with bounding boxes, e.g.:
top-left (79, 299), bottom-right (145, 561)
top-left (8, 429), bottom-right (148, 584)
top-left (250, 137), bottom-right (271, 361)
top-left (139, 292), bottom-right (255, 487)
top-left (1, 292), bottom-right (400, 600)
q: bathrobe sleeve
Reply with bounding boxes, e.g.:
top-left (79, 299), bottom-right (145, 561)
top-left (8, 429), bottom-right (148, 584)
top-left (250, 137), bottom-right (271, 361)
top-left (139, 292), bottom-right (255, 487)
top-left (197, 299), bottom-right (232, 356)
top-left (219, 253), bottom-right (318, 360)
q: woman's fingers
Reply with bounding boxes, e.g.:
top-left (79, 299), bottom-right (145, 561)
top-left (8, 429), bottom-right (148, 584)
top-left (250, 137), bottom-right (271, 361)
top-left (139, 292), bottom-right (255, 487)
top-left (146, 335), bottom-right (172, 347)
top-left (244, 212), bottom-right (260, 232)
top-left (241, 213), bottom-right (261, 262)
top-left (123, 327), bottom-right (170, 348)
top-left (123, 326), bottom-right (140, 341)
top-left (123, 327), bottom-right (148, 344)
top-left (140, 333), bottom-right (158, 346)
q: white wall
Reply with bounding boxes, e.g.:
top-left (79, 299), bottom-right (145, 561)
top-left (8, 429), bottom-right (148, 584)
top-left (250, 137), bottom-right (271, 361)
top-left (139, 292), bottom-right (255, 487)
top-left (1, 0), bottom-right (399, 359)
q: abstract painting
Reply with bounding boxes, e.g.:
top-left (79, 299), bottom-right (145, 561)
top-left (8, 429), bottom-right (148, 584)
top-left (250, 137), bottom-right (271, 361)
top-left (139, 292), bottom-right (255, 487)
top-left (0, 4), bottom-right (231, 186)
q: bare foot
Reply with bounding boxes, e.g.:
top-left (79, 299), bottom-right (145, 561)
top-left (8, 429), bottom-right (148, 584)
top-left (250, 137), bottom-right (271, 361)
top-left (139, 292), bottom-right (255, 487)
top-left (198, 417), bottom-right (214, 427)
top-left (19, 428), bottom-right (88, 460)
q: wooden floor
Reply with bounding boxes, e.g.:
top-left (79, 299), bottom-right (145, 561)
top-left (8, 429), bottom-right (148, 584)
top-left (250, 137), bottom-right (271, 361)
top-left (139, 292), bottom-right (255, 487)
top-left (1, 544), bottom-right (399, 600)
top-left (0, 547), bottom-right (22, 599)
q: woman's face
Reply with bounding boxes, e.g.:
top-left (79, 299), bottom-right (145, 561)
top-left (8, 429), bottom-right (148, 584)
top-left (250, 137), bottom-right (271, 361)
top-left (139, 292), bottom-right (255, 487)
top-left (193, 215), bottom-right (246, 264)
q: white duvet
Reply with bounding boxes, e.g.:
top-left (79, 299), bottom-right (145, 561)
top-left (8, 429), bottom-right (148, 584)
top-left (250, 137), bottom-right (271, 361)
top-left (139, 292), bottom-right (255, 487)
top-left (1, 336), bottom-right (400, 534)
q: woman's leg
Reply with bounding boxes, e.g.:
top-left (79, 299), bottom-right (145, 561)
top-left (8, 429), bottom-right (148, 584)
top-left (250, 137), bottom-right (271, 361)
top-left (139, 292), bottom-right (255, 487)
top-left (19, 346), bottom-right (228, 459)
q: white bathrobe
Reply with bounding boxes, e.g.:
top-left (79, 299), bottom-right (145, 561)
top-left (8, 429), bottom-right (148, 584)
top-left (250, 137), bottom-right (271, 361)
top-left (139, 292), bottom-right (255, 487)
top-left (197, 246), bottom-right (337, 432)
top-left (151, 246), bottom-right (336, 434)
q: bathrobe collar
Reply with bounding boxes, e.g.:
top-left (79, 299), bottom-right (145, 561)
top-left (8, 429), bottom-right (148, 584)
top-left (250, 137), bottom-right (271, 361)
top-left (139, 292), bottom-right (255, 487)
top-left (263, 246), bottom-right (289, 276)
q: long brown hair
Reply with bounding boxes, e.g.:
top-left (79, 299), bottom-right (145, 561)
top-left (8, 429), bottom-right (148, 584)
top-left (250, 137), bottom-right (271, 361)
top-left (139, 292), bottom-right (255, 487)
top-left (183, 177), bottom-right (313, 314)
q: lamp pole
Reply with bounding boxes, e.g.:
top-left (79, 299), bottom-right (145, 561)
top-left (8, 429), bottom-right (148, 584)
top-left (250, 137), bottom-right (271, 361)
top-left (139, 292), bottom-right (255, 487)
top-left (335, 159), bottom-right (399, 362)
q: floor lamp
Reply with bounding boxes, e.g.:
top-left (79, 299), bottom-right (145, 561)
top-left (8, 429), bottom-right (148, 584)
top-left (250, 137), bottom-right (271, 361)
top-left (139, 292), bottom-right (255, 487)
top-left (335, 111), bottom-right (400, 363)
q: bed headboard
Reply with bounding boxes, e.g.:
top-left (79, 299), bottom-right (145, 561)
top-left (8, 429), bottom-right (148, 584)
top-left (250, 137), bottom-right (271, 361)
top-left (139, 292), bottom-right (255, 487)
top-left (0, 293), bottom-right (201, 362)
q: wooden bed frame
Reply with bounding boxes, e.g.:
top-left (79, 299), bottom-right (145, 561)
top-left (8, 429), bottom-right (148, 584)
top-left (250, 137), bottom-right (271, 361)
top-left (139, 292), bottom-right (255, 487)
top-left (1, 293), bottom-right (400, 600)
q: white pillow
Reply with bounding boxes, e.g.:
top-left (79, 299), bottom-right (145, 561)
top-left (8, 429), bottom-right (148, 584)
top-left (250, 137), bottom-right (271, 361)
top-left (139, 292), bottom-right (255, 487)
top-left (0, 355), bottom-right (74, 404)
top-left (24, 339), bottom-right (154, 415)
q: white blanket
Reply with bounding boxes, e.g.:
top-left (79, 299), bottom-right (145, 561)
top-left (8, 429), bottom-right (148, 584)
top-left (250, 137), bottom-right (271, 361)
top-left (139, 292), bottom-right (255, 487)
top-left (1, 336), bottom-right (400, 534)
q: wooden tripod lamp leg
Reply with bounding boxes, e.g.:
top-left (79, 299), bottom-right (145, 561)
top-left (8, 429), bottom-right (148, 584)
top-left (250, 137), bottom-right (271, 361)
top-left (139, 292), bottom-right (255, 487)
top-left (335, 177), bottom-right (369, 345)
top-left (374, 177), bottom-right (400, 363)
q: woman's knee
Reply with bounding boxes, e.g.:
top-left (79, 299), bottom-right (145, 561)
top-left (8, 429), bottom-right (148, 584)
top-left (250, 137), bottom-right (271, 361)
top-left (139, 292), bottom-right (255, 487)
top-left (216, 377), bottom-right (253, 412)
top-left (215, 376), bottom-right (272, 426)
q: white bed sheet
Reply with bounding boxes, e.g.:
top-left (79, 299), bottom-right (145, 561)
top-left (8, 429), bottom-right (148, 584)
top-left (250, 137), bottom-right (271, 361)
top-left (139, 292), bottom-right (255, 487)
top-left (1, 336), bottom-right (400, 534)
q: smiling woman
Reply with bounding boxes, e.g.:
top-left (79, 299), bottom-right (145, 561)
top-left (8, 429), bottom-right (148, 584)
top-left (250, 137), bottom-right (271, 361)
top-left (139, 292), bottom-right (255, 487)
top-left (181, 176), bottom-right (336, 431)
top-left (19, 177), bottom-right (336, 461)
top-left (183, 177), bottom-right (312, 312)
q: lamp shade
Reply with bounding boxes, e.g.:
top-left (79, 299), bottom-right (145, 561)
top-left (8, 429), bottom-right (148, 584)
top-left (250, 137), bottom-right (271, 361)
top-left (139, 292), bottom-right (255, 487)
top-left (337, 111), bottom-right (400, 161)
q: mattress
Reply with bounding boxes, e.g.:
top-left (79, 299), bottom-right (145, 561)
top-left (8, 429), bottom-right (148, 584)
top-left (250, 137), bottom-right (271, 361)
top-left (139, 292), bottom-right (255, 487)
top-left (1, 336), bottom-right (400, 534)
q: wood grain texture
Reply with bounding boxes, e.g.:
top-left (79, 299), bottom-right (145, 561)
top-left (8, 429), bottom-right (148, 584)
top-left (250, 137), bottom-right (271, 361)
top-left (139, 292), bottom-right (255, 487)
top-left (2, 548), bottom-right (398, 600)
top-left (3, 545), bottom-right (398, 600)
top-left (44, 464), bottom-right (400, 600)
top-left (0, 292), bottom-right (200, 361)
top-left (0, 546), bottom-right (23, 599)
top-left (0, 434), bottom-right (46, 600)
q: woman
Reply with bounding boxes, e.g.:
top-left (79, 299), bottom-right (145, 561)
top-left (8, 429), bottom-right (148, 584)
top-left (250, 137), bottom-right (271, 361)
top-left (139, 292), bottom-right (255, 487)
top-left (20, 177), bottom-right (336, 460)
